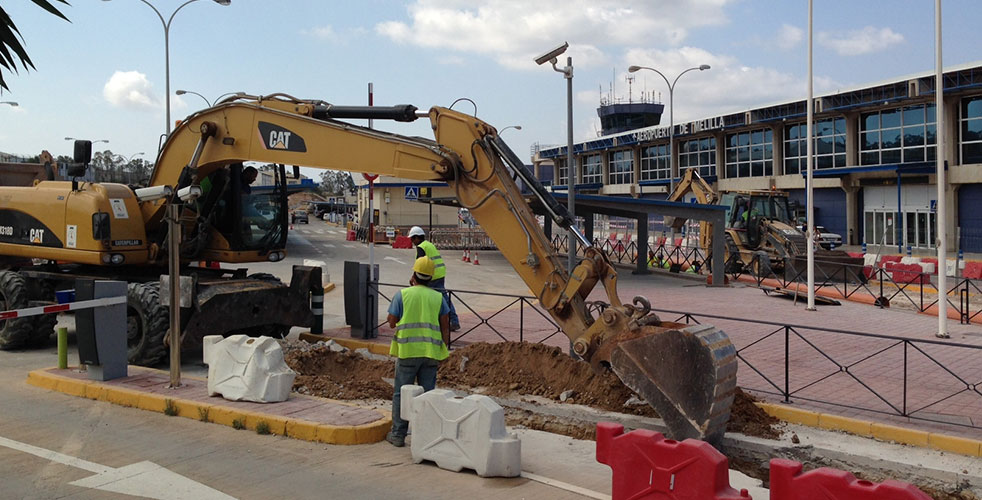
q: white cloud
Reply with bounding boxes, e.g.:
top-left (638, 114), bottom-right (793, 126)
top-left (302, 25), bottom-right (339, 42)
top-left (818, 26), bottom-right (904, 56)
top-left (376, 0), bottom-right (732, 69)
top-left (103, 71), bottom-right (159, 110)
top-left (776, 24), bottom-right (803, 50)
top-left (621, 47), bottom-right (838, 122)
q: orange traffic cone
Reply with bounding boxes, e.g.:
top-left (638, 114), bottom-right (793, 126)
top-left (463, 249), bottom-right (470, 262)
top-left (472, 252), bottom-right (480, 265)
top-left (462, 249), bottom-right (468, 262)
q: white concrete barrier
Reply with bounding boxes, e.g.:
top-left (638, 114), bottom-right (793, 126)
top-left (203, 335), bottom-right (296, 403)
top-left (864, 254), bottom-right (879, 267)
top-left (400, 385), bottom-right (521, 477)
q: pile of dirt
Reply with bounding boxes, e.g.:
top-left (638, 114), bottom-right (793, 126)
top-left (438, 342), bottom-right (655, 416)
top-left (286, 346), bottom-right (395, 400)
top-left (286, 341), bottom-right (780, 440)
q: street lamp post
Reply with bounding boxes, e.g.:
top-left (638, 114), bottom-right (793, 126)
top-left (126, 152), bottom-right (145, 184)
top-left (535, 42), bottom-right (576, 274)
top-left (628, 64), bottom-right (711, 197)
top-left (105, 0), bottom-right (231, 135)
top-left (499, 125), bottom-right (522, 135)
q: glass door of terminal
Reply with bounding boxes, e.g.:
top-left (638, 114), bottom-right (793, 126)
top-left (904, 210), bottom-right (936, 249)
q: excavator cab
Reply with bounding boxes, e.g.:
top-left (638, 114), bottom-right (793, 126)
top-left (200, 163), bottom-right (289, 255)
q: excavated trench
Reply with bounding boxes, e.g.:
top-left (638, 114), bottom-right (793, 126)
top-left (284, 340), bottom-right (979, 500)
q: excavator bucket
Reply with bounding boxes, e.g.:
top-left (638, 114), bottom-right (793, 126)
top-left (609, 323), bottom-right (737, 445)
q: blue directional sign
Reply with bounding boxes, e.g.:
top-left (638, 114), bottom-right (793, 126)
top-left (405, 186), bottom-right (419, 201)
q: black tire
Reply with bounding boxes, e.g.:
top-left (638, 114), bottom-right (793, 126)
top-left (752, 251), bottom-right (773, 278)
top-left (26, 279), bottom-right (58, 347)
top-left (235, 273), bottom-right (290, 339)
top-left (0, 271), bottom-right (35, 350)
top-left (723, 235), bottom-right (743, 274)
top-left (127, 282), bottom-right (169, 366)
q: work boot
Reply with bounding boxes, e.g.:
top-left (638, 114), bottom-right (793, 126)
top-left (385, 432), bottom-right (405, 447)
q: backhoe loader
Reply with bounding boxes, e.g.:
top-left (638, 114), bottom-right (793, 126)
top-left (667, 169), bottom-right (864, 280)
top-left (0, 94), bottom-right (736, 443)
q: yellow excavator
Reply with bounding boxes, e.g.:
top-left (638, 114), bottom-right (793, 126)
top-left (668, 169), bottom-right (864, 279)
top-left (0, 94), bottom-right (736, 443)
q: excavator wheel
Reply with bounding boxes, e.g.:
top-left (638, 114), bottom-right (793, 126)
top-left (26, 278), bottom-right (58, 347)
top-left (0, 271), bottom-right (35, 350)
top-left (751, 251), bottom-right (773, 279)
top-left (126, 282), bottom-right (169, 366)
top-left (608, 323), bottom-right (737, 446)
top-left (723, 235), bottom-right (743, 274)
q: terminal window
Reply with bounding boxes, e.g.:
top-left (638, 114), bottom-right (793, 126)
top-left (582, 154), bottom-right (603, 184)
top-left (640, 144), bottom-right (671, 181)
top-left (679, 137), bottom-right (716, 177)
top-left (726, 128), bottom-right (774, 178)
top-left (783, 117), bottom-right (845, 174)
top-left (556, 158), bottom-right (569, 186)
top-left (861, 104), bottom-right (936, 166)
top-left (608, 150), bottom-right (634, 185)
top-left (961, 96), bottom-right (982, 165)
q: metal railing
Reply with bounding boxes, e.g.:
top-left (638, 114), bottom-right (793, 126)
top-left (368, 282), bottom-right (563, 346)
top-left (659, 307), bottom-right (982, 430)
top-left (729, 255), bottom-right (982, 325)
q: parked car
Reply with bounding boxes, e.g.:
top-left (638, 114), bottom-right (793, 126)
top-left (291, 210), bottom-right (309, 224)
top-left (798, 224), bottom-right (842, 249)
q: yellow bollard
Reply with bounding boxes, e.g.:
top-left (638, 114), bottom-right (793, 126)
top-left (57, 327), bottom-right (68, 369)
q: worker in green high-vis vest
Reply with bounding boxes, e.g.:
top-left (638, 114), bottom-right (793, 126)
top-left (408, 226), bottom-right (460, 331)
top-left (384, 256), bottom-right (450, 448)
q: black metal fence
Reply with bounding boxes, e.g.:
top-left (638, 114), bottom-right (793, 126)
top-left (362, 280), bottom-right (982, 431)
top-left (659, 307), bottom-right (982, 430)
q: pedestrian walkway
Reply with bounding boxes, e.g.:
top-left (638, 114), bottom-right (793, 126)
top-left (27, 366), bottom-right (389, 444)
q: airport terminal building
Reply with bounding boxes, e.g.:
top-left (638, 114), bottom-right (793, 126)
top-left (532, 63), bottom-right (982, 253)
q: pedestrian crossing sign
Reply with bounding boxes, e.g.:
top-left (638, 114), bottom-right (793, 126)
top-left (405, 186), bottom-right (419, 201)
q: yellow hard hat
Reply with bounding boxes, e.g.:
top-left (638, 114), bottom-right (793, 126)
top-left (412, 256), bottom-right (436, 280)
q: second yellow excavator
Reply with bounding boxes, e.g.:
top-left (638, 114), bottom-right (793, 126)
top-left (0, 94), bottom-right (737, 443)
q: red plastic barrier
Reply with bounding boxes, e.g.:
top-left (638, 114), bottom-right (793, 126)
top-left (656, 236), bottom-right (667, 247)
top-left (769, 459), bottom-right (931, 500)
top-left (862, 265), bottom-right (874, 280)
top-left (879, 255), bottom-right (902, 268)
top-left (847, 252), bottom-right (865, 258)
top-left (345, 230), bottom-right (356, 241)
top-left (595, 422), bottom-right (750, 500)
top-left (391, 235), bottom-right (413, 249)
top-left (964, 261), bottom-right (982, 280)
top-left (921, 257), bottom-right (938, 275)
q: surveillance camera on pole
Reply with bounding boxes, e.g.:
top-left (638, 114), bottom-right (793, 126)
top-left (534, 42), bottom-right (569, 66)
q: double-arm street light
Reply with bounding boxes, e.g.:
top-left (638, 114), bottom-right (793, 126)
top-left (499, 125), bottom-right (522, 135)
top-left (104, 0), bottom-right (231, 136)
top-left (176, 89), bottom-right (244, 108)
top-left (65, 137), bottom-right (109, 145)
top-left (627, 64), bottom-right (711, 195)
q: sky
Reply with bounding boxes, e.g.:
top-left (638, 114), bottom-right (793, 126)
top-left (1, 0), bottom-right (980, 178)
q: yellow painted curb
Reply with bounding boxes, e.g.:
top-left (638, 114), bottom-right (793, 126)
top-left (818, 414), bottom-right (872, 437)
top-left (298, 333), bottom-right (391, 356)
top-left (928, 433), bottom-right (982, 457)
top-left (27, 368), bottom-right (389, 446)
top-left (755, 402), bottom-right (982, 457)
top-left (871, 423), bottom-right (930, 447)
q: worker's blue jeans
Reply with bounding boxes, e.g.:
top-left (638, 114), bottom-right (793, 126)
top-left (429, 277), bottom-right (460, 327)
top-left (390, 357), bottom-right (440, 438)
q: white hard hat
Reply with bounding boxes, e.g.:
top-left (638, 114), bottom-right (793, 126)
top-left (408, 226), bottom-right (425, 238)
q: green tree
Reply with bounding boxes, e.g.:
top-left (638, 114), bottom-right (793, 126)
top-left (319, 170), bottom-right (354, 195)
top-left (1, 1), bottom-right (71, 92)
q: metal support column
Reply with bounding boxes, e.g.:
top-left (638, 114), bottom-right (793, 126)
top-left (634, 213), bottom-right (650, 275)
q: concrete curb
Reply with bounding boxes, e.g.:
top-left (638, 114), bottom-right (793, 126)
top-left (756, 402), bottom-right (982, 457)
top-left (26, 367), bottom-right (389, 446)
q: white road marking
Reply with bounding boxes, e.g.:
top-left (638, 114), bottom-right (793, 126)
top-left (0, 435), bottom-right (235, 500)
top-left (316, 230), bottom-right (325, 234)
top-left (520, 471), bottom-right (610, 500)
top-left (321, 243), bottom-right (336, 248)
top-left (344, 244), bottom-right (357, 249)
top-left (384, 256), bottom-right (407, 265)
